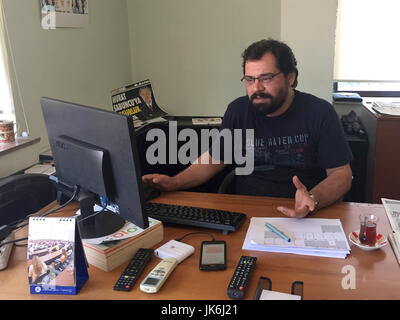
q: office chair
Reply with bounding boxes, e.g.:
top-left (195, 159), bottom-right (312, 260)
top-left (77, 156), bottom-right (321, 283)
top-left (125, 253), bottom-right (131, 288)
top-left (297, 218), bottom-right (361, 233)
top-left (217, 169), bottom-right (236, 194)
top-left (217, 170), bottom-right (352, 202)
top-left (0, 173), bottom-right (57, 226)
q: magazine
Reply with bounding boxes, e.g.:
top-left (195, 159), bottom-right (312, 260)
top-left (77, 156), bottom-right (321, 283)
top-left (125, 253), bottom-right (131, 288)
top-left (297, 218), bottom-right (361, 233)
top-left (111, 79), bottom-right (168, 129)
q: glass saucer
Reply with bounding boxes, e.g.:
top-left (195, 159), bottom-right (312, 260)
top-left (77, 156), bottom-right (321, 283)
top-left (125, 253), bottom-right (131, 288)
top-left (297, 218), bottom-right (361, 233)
top-left (348, 230), bottom-right (388, 251)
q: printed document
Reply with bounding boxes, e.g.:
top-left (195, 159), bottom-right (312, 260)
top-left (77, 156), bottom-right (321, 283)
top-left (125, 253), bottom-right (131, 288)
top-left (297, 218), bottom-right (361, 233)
top-left (242, 217), bottom-right (350, 258)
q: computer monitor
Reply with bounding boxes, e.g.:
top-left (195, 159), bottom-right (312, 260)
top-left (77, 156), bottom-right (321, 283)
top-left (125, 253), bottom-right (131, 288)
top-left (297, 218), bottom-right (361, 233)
top-left (40, 97), bottom-right (149, 239)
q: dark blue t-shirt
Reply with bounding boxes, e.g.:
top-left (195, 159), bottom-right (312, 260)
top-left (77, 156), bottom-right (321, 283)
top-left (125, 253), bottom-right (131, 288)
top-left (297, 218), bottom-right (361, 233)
top-left (218, 90), bottom-right (353, 198)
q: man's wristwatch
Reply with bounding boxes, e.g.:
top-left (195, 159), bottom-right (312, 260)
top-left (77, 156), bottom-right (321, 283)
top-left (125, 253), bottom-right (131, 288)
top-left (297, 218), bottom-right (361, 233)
top-left (308, 193), bottom-right (319, 214)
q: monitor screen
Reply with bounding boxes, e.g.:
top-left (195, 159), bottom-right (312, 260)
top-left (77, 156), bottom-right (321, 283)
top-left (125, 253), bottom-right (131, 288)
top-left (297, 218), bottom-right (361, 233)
top-left (40, 97), bottom-right (149, 239)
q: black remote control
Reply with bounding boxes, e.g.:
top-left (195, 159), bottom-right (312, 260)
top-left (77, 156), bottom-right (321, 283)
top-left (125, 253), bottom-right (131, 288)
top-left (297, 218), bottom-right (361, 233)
top-left (113, 248), bottom-right (154, 291)
top-left (227, 255), bottom-right (257, 300)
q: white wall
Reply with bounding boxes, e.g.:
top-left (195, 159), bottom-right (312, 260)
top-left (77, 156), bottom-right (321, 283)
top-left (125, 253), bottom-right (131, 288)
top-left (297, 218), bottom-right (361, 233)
top-left (127, 0), bottom-right (337, 116)
top-left (127, 0), bottom-right (281, 117)
top-left (0, 0), bottom-right (132, 177)
top-left (1, 0), bottom-right (339, 177)
top-left (281, 0), bottom-right (337, 103)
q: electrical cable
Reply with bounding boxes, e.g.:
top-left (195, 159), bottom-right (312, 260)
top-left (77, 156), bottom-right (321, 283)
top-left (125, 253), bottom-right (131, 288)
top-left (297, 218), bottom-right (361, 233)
top-left (11, 185), bottom-right (80, 232)
top-left (0, 237), bottom-right (28, 248)
top-left (76, 202), bottom-right (108, 223)
top-left (7, 201), bottom-right (58, 230)
top-left (1, 185), bottom-right (81, 247)
top-left (175, 232), bottom-right (215, 243)
top-left (39, 185), bottom-right (80, 217)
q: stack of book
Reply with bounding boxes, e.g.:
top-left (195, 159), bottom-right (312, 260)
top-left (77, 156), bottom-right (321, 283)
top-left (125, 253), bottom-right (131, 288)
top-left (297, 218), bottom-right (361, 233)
top-left (82, 219), bottom-right (163, 272)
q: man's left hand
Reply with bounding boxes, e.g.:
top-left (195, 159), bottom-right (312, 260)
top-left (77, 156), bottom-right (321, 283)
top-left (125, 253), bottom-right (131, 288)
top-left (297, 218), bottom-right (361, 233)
top-left (277, 176), bottom-right (316, 218)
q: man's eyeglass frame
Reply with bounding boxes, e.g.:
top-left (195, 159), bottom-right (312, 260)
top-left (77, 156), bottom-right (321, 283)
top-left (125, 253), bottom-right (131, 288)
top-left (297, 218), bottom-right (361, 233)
top-left (241, 72), bottom-right (282, 86)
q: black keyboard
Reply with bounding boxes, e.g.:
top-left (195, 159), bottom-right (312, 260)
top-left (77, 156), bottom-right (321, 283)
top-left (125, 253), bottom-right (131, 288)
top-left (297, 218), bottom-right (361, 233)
top-left (144, 202), bottom-right (246, 234)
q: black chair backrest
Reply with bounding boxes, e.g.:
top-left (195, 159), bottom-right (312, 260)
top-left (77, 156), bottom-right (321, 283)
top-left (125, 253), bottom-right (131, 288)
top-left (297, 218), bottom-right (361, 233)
top-left (0, 174), bottom-right (57, 226)
top-left (217, 169), bottom-right (236, 194)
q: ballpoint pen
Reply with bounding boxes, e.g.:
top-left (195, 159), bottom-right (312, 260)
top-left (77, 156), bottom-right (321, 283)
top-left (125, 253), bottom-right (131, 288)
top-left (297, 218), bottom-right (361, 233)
top-left (265, 222), bottom-right (291, 242)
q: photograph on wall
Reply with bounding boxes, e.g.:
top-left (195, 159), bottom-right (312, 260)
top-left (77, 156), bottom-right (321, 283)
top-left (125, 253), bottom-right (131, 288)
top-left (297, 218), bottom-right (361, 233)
top-left (41, 0), bottom-right (89, 29)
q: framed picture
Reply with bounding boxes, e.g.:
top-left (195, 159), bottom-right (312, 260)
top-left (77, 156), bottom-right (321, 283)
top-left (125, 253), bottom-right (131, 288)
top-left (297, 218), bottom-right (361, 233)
top-left (41, 0), bottom-right (89, 29)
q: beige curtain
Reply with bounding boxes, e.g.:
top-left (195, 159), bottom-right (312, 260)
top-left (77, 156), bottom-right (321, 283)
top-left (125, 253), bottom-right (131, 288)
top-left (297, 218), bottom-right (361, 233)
top-left (0, 0), bottom-right (15, 122)
top-left (334, 0), bottom-right (400, 82)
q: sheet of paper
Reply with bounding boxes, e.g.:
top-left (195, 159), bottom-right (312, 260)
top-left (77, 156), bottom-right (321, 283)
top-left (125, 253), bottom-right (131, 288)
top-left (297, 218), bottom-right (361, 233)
top-left (242, 217), bottom-right (350, 258)
top-left (260, 290), bottom-right (301, 300)
top-left (372, 101), bottom-right (400, 116)
top-left (192, 117), bottom-right (222, 125)
top-left (24, 164), bottom-right (56, 175)
top-left (382, 198), bottom-right (400, 264)
top-left (381, 198), bottom-right (400, 233)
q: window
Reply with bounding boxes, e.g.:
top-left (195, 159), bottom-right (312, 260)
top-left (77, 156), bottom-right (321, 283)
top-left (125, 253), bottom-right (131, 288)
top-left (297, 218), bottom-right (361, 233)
top-left (333, 81), bottom-right (400, 97)
top-left (334, 0), bottom-right (400, 97)
top-left (0, 1), bottom-right (15, 122)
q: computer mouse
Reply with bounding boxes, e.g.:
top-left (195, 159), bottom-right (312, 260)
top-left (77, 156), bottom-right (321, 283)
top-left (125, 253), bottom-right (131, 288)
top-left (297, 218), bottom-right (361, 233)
top-left (143, 185), bottom-right (161, 201)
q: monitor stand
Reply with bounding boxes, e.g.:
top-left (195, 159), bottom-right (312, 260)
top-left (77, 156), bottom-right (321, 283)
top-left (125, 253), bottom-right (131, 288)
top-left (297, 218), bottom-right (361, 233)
top-left (76, 191), bottom-right (125, 239)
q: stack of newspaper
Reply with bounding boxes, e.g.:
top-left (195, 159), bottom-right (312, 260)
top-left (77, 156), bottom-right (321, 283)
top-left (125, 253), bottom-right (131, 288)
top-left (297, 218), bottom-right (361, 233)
top-left (242, 217), bottom-right (350, 259)
top-left (381, 198), bottom-right (400, 265)
top-left (372, 101), bottom-right (400, 116)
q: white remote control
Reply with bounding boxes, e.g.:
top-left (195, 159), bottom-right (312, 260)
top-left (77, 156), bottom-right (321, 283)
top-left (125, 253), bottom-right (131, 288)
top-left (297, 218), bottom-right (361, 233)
top-left (0, 233), bottom-right (14, 271)
top-left (140, 257), bottom-right (178, 293)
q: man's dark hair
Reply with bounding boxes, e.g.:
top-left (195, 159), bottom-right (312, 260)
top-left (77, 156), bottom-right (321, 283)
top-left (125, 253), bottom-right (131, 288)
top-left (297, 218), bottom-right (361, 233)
top-left (242, 38), bottom-right (298, 88)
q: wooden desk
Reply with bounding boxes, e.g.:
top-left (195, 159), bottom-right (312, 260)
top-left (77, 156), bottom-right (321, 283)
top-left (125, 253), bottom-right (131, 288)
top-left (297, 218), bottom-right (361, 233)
top-left (1, 192), bottom-right (399, 300)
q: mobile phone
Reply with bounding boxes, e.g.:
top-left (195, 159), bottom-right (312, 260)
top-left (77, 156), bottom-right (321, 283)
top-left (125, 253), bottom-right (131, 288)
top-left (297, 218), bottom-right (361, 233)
top-left (199, 240), bottom-right (226, 271)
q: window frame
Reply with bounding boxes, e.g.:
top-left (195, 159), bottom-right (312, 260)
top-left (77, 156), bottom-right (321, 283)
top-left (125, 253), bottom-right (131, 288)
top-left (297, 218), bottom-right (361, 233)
top-left (333, 82), bottom-right (400, 98)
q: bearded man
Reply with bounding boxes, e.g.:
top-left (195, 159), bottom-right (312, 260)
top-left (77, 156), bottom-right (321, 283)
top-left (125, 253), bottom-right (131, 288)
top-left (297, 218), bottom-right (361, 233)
top-left (143, 39), bottom-right (353, 218)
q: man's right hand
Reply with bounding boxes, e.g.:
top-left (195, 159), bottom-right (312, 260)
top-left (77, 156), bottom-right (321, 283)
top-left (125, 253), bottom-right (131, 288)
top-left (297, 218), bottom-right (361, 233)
top-left (142, 174), bottom-right (178, 192)
top-left (142, 152), bottom-right (226, 193)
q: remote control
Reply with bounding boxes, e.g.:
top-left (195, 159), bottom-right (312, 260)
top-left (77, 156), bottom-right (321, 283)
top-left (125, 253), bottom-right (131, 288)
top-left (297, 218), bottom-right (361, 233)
top-left (140, 257), bottom-right (178, 293)
top-left (227, 255), bottom-right (257, 300)
top-left (113, 248), bottom-right (154, 291)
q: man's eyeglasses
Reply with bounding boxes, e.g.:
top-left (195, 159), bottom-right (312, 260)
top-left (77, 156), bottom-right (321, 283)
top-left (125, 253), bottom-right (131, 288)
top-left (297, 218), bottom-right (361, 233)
top-left (241, 72), bottom-right (282, 86)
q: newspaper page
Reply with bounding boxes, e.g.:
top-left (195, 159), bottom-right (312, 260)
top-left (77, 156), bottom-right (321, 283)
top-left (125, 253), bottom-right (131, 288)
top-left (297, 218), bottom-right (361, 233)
top-left (381, 198), bottom-right (400, 232)
top-left (111, 79), bottom-right (168, 129)
top-left (372, 101), bottom-right (400, 116)
top-left (382, 198), bottom-right (400, 265)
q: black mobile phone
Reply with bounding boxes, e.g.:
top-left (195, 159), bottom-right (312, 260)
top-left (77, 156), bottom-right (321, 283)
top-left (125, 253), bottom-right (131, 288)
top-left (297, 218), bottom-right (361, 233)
top-left (199, 240), bottom-right (226, 271)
